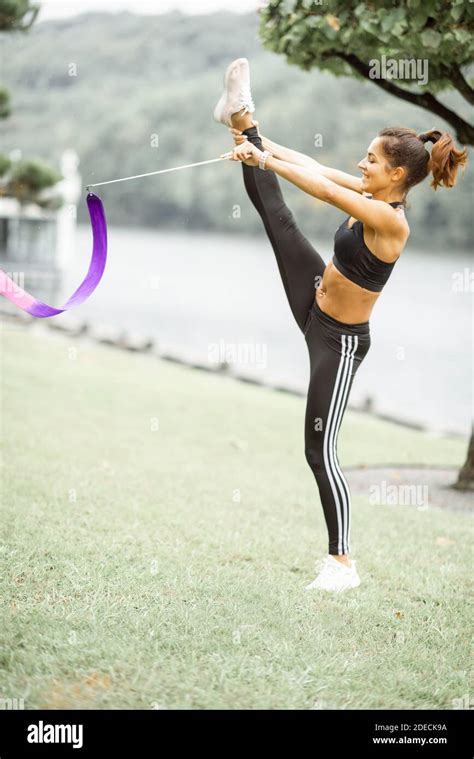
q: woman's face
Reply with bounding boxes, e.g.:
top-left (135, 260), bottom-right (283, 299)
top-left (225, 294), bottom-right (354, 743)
top-left (357, 137), bottom-right (404, 195)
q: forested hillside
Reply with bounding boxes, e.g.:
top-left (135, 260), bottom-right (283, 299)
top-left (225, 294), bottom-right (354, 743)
top-left (1, 10), bottom-right (471, 248)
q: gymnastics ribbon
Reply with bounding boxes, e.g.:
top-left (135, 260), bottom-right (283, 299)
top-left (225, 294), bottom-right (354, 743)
top-left (0, 192), bottom-right (106, 318)
top-left (0, 155), bottom-right (231, 318)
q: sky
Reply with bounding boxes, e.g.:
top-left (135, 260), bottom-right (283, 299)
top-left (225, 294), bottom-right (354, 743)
top-left (36, 0), bottom-right (263, 21)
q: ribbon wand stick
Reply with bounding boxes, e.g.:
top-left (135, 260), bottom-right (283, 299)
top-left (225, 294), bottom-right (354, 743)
top-left (86, 155), bottom-right (233, 191)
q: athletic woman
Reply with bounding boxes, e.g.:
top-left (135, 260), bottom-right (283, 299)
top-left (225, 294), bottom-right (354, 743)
top-left (213, 57), bottom-right (468, 592)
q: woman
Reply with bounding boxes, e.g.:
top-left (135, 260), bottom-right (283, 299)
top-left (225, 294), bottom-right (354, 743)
top-left (213, 57), bottom-right (468, 592)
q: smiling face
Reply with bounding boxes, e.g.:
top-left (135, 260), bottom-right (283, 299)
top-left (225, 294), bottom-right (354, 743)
top-left (357, 137), bottom-right (406, 196)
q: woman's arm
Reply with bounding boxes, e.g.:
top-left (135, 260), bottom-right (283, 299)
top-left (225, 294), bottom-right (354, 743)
top-left (264, 154), bottom-right (400, 234)
top-left (260, 134), bottom-right (364, 194)
top-left (222, 141), bottom-right (401, 233)
top-left (231, 125), bottom-right (364, 194)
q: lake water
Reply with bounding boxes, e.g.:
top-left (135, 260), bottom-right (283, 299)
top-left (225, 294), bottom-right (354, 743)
top-left (54, 224), bottom-right (473, 437)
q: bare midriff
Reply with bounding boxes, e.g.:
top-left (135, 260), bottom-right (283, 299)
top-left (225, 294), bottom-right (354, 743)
top-left (315, 259), bottom-right (380, 324)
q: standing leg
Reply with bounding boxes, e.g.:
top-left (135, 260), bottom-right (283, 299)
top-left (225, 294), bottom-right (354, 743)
top-left (304, 310), bottom-right (371, 556)
top-left (240, 125), bottom-right (326, 333)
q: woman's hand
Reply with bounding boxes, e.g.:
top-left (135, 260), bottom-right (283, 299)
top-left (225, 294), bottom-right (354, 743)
top-left (220, 140), bottom-right (262, 168)
top-left (229, 119), bottom-right (261, 146)
top-left (229, 127), bottom-right (247, 146)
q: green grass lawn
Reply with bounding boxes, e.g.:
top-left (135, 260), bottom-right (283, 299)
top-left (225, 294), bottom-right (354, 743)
top-left (0, 323), bottom-right (471, 710)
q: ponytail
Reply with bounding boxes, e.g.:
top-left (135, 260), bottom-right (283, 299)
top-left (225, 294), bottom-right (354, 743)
top-left (417, 128), bottom-right (469, 191)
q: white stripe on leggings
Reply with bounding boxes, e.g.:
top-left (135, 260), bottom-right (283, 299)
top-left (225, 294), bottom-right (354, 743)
top-left (323, 334), bottom-right (358, 554)
top-left (330, 334), bottom-right (358, 553)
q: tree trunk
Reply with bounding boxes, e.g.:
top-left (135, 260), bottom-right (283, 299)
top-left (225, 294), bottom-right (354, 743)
top-left (453, 427), bottom-right (474, 491)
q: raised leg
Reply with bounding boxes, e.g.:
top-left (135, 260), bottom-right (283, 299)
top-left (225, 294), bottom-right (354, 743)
top-left (239, 124), bottom-right (326, 333)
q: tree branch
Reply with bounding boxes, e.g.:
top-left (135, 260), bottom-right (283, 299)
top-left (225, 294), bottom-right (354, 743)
top-left (336, 53), bottom-right (474, 145)
top-left (443, 64), bottom-right (474, 106)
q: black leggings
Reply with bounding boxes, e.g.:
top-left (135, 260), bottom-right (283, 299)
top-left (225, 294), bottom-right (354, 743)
top-left (241, 125), bottom-right (371, 556)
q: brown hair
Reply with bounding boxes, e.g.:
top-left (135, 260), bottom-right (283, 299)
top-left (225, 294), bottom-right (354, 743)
top-left (378, 127), bottom-right (468, 202)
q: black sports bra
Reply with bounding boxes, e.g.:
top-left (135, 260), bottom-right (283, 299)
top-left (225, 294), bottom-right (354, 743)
top-left (332, 201), bottom-right (405, 292)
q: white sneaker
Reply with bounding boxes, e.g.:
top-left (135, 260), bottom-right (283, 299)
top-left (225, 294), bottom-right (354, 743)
top-left (213, 57), bottom-right (255, 127)
top-left (305, 555), bottom-right (361, 593)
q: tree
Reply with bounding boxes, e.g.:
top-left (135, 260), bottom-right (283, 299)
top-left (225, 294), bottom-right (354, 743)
top-left (0, 0), bottom-right (61, 203)
top-left (6, 158), bottom-right (62, 207)
top-left (454, 425), bottom-right (474, 492)
top-left (0, 0), bottom-right (40, 31)
top-left (258, 0), bottom-right (474, 144)
top-left (0, 85), bottom-right (11, 118)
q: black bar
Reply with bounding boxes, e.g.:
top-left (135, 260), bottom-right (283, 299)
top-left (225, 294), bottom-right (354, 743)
top-left (0, 709), bottom-right (470, 757)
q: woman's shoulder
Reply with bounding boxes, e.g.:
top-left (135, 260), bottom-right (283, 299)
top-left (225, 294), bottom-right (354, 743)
top-left (394, 206), bottom-right (410, 241)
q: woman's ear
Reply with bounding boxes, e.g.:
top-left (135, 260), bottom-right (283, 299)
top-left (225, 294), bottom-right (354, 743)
top-left (391, 165), bottom-right (406, 185)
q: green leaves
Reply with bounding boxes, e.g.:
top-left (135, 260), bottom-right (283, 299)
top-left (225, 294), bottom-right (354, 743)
top-left (278, 0), bottom-right (296, 15)
top-left (381, 7), bottom-right (406, 32)
top-left (450, 5), bottom-right (463, 23)
top-left (7, 158), bottom-right (63, 205)
top-left (9, 158), bottom-right (62, 192)
top-left (0, 85), bottom-right (11, 119)
top-left (452, 28), bottom-right (471, 45)
top-left (359, 18), bottom-right (379, 36)
top-left (420, 29), bottom-right (442, 49)
top-left (259, 0), bottom-right (474, 81)
top-left (0, 153), bottom-right (12, 177)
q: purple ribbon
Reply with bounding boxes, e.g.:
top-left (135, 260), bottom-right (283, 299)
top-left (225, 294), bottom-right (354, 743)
top-left (0, 192), bottom-right (107, 318)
